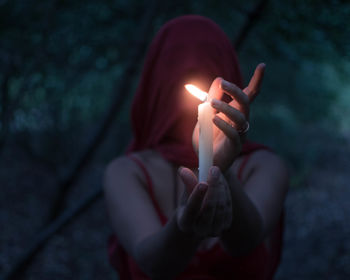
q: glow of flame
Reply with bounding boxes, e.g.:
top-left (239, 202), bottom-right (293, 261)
top-left (184, 84), bottom-right (208, 102)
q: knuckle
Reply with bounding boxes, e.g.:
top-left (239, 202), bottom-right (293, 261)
top-left (233, 83), bottom-right (242, 93)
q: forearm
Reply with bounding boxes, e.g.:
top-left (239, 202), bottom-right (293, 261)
top-left (134, 212), bottom-right (202, 279)
top-left (220, 173), bottom-right (265, 256)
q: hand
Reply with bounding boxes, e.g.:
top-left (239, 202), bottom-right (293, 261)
top-left (192, 63), bottom-right (265, 171)
top-left (176, 166), bottom-right (232, 238)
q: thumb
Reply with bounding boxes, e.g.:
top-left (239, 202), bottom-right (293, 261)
top-left (179, 167), bottom-right (198, 203)
top-left (208, 77), bottom-right (224, 101)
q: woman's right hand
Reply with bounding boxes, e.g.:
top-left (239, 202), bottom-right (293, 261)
top-left (176, 166), bottom-right (233, 239)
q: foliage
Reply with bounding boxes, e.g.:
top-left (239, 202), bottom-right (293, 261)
top-left (0, 0), bottom-right (349, 178)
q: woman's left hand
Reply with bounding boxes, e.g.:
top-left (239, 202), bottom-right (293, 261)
top-left (178, 166), bottom-right (233, 238)
top-left (192, 63), bottom-right (265, 172)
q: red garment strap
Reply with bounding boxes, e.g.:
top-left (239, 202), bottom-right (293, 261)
top-left (127, 154), bottom-right (167, 225)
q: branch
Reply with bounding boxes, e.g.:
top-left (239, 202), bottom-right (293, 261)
top-left (233, 0), bottom-right (269, 51)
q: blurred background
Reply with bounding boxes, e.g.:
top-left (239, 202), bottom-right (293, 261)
top-left (1, 0), bottom-right (350, 279)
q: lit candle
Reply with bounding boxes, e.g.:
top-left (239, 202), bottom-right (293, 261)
top-left (185, 84), bottom-right (213, 182)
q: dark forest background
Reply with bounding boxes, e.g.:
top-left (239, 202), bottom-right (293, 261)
top-left (1, 0), bottom-right (350, 279)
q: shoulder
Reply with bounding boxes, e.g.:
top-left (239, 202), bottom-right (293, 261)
top-left (232, 149), bottom-right (289, 184)
top-left (104, 155), bottom-right (137, 177)
top-left (246, 149), bottom-right (289, 189)
top-left (103, 155), bottom-right (145, 194)
top-left (249, 149), bottom-right (288, 170)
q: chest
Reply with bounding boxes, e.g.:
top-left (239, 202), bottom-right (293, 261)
top-left (141, 157), bottom-right (247, 251)
top-left (145, 159), bottom-right (245, 220)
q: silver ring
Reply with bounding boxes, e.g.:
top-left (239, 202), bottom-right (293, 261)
top-left (238, 121), bottom-right (249, 135)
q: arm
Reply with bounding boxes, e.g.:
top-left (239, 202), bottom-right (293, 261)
top-left (220, 150), bottom-right (289, 256)
top-left (103, 157), bottom-right (204, 279)
top-left (135, 213), bottom-right (201, 279)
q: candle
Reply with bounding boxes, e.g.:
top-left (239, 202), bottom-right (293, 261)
top-left (185, 84), bottom-right (213, 182)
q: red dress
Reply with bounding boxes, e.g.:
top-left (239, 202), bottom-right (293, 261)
top-left (110, 15), bottom-right (285, 280)
top-left (108, 143), bottom-right (284, 280)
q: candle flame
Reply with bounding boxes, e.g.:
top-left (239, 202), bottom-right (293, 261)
top-left (185, 84), bottom-right (208, 102)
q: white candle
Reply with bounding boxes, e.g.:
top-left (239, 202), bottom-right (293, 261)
top-left (198, 100), bottom-right (213, 181)
top-left (184, 84), bottom-right (213, 182)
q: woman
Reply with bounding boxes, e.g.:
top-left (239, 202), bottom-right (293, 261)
top-left (104, 15), bottom-right (289, 279)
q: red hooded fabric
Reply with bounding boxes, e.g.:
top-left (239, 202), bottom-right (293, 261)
top-left (109, 15), bottom-right (283, 280)
top-left (128, 15), bottom-right (243, 167)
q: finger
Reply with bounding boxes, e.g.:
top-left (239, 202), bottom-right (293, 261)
top-left (220, 79), bottom-right (249, 108)
top-left (194, 184), bottom-right (217, 236)
top-left (212, 115), bottom-right (241, 144)
top-left (207, 77), bottom-right (224, 101)
top-left (211, 98), bottom-right (246, 131)
top-left (243, 63), bottom-right (265, 102)
top-left (208, 169), bottom-right (230, 235)
top-left (179, 167), bottom-right (198, 195)
top-left (196, 167), bottom-right (220, 235)
top-left (195, 201), bottom-right (216, 237)
top-left (181, 183), bottom-right (208, 227)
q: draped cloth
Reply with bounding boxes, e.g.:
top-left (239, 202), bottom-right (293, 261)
top-left (128, 15), bottom-right (243, 167)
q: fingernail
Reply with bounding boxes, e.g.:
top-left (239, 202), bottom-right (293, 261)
top-left (178, 166), bottom-right (184, 174)
top-left (211, 98), bottom-right (220, 108)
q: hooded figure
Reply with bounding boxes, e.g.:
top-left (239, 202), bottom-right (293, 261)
top-left (128, 15), bottom-right (243, 167)
top-left (106, 15), bottom-right (285, 280)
